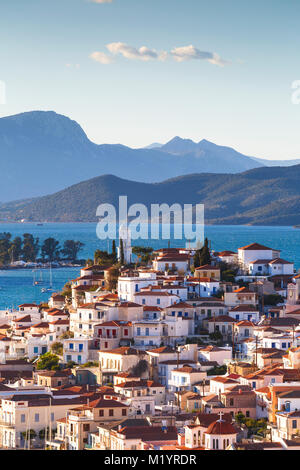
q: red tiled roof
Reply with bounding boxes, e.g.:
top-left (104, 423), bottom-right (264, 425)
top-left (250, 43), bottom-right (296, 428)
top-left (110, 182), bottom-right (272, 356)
top-left (205, 420), bottom-right (237, 435)
top-left (239, 243), bottom-right (275, 251)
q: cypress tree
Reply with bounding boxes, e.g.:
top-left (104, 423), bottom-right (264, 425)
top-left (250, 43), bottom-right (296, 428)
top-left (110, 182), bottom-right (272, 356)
top-left (112, 240), bottom-right (117, 262)
top-left (120, 238), bottom-right (124, 265)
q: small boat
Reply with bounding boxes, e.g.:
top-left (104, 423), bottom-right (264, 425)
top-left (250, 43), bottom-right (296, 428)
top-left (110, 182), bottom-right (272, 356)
top-left (41, 263), bottom-right (54, 293)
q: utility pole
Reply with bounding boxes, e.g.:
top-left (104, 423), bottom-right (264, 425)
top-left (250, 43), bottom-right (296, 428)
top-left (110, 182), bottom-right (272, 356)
top-left (176, 347), bottom-right (180, 407)
top-left (255, 335), bottom-right (258, 368)
top-left (293, 325), bottom-right (295, 344)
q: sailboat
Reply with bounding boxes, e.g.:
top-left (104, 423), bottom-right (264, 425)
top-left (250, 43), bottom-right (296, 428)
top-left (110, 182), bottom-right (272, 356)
top-left (33, 269), bottom-right (44, 286)
top-left (41, 263), bottom-right (54, 293)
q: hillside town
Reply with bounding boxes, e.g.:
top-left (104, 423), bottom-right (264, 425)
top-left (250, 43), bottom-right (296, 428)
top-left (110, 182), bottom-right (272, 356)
top-left (0, 236), bottom-right (300, 451)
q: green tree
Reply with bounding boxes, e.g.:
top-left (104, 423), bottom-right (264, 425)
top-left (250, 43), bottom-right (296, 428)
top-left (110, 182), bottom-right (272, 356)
top-left (66, 360), bottom-right (77, 368)
top-left (120, 238), bottom-right (124, 265)
top-left (0, 232), bottom-right (12, 265)
top-left (263, 294), bottom-right (284, 306)
top-left (21, 429), bottom-right (37, 442)
top-left (94, 249), bottom-right (115, 266)
top-left (194, 237), bottom-right (211, 268)
top-left (61, 240), bottom-right (84, 261)
top-left (209, 331), bottom-right (223, 342)
top-left (60, 330), bottom-right (74, 339)
top-left (112, 240), bottom-right (117, 262)
top-left (132, 246), bottom-right (153, 265)
top-left (193, 250), bottom-right (201, 269)
top-left (22, 233), bottom-right (39, 262)
top-left (8, 236), bottom-right (22, 262)
top-left (41, 238), bottom-right (61, 262)
top-left (51, 342), bottom-right (63, 356)
top-left (235, 412), bottom-right (246, 425)
top-left (36, 352), bottom-right (60, 370)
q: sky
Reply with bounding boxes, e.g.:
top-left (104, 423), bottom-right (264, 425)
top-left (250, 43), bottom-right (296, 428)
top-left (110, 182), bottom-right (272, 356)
top-left (0, 0), bottom-right (300, 159)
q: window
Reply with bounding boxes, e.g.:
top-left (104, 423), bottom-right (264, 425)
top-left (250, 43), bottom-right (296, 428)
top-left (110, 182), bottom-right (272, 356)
top-left (34, 413), bottom-right (39, 423)
top-left (51, 412), bottom-right (54, 422)
top-left (21, 414), bottom-right (25, 423)
top-left (157, 299), bottom-right (160, 305)
top-left (99, 410), bottom-right (104, 417)
top-left (109, 409), bottom-right (114, 417)
top-left (122, 409), bottom-right (127, 416)
top-left (34, 347), bottom-right (38, 354)
top-left (83, 424), bottom-right (90, 432)
top-left (293, 420), bottom-right (297, 429)
top-left (246, 411), bottom-right (250, 418)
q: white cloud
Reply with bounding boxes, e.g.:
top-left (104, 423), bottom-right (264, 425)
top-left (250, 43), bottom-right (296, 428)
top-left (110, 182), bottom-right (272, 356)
top-left (89, 42), bottom-right (228, 67)
top-left (90, 0), bottom-right (113, 3)
top-left (106, 42), bottom-right (166, 62)
top-left (65, 63), bottom-right (80, 69)
top-left (90, 51), bottom-right (114, 64)
top-left (170, 45), bottom-right (228, 66)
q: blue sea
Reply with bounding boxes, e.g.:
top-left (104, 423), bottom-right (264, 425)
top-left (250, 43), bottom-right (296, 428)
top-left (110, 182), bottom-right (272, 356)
top-left (0, 222), bottom-right (299, 309)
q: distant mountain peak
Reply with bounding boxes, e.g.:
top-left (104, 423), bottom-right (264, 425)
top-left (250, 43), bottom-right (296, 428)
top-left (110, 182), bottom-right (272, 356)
top-left (0, 109), bottom-right (296, 204)
top-left (0, 110), bottom-right (89, 142)
top-left (166, 136), bottom-right (195, 144)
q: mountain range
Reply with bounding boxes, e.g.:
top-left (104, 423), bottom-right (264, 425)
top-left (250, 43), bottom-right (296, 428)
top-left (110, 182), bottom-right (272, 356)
top-left (0, 110), bottom-right (299, 202)
top-left (1, 165), bottom-right (300, 225)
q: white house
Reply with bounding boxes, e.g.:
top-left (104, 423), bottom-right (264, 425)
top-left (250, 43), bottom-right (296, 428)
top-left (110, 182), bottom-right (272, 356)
top-left (118, 272), bottom-right (158, 302)
top-left (133, 320), bottom-right (166, 349)
top-left (198, 345), bottom-right (232, 365)
top-left (228, 305), bottom-right (260, 323)
top-left (168, 366), bottom-right (206, 392)
top-left (249, 259), bottom-right (294, 276)
top-left (152, 253), bottom-right (190, 273)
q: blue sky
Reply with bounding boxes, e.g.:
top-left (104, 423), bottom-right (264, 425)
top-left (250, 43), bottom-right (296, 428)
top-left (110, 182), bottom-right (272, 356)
top-left (1, 0), bottom-right (300, 159)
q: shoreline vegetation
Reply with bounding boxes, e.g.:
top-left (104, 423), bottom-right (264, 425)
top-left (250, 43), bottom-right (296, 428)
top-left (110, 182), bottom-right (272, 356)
top-left (0, 232), bottom-right (86, 269)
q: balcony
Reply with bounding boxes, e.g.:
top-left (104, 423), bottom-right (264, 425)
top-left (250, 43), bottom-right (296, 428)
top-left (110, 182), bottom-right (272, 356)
top-left (0, 420), bottom-right (15, 429)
